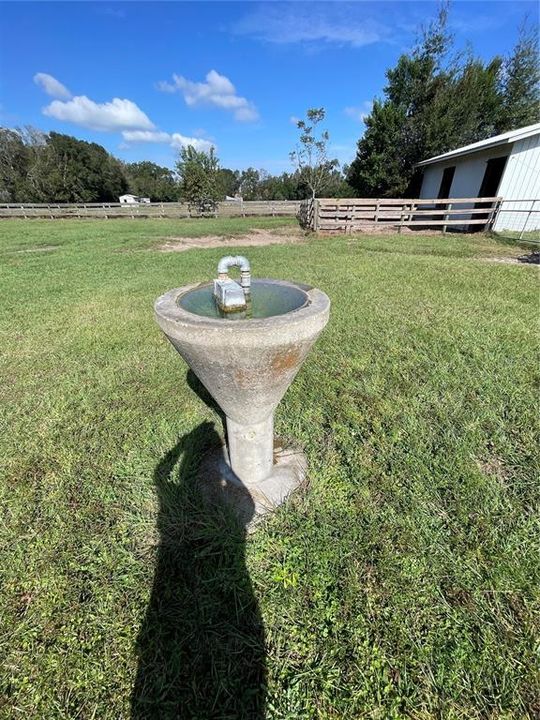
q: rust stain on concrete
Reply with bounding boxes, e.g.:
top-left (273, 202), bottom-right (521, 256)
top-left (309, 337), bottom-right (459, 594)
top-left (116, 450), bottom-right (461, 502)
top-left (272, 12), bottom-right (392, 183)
top-left (270, 346), bottom-right (301, 375)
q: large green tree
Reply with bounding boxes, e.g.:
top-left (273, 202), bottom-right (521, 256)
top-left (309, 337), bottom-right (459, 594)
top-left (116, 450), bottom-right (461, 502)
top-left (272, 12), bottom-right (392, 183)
top-left (176, 145), bottom-right (221, 210)
top-left (31, 132), bottom-right (127, 202)
top-left (5, 130), bottom-right (128, 203)
top-left (124, 161), bottom-right (178, 202)
top-left (346, 101), bottom-right (410, 197)
top-left (0, 128), bottom-right (31, 201)
top-left (499, 22), bottom-right (540, 131)
top-left (347, 5), bottom-right (539, 198)
top-left (347, 6), bottom-right (452, 197)
top-left (238, 167), bottom-right (261, 200)
top-left (427, 57), bottom-right (503, 151)
top-left (217, 168), bottom-right (240, 199)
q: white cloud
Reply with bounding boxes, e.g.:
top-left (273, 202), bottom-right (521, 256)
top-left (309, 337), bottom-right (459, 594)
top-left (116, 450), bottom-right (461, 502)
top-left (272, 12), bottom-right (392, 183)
top-left (344, 102), bottom-right (373, 123)
top-left (170, 133), bottom-right (214, 152)
top-left (43, 96), bottom-right (155, 131)
top-left (158, 69), bottom-right (259, 122)
top-left (121, 129), bottom-right (214, 153)
top-left (122, 130), bottom-right (171, 144)
top-left (157, 80), bottom-right (177, 94)
top-left (33, 73), bottom-right (72, 99)
top-left (233, 6), bottom-right (387, 47)
top-left (97, 7), bottom-right (126, 19)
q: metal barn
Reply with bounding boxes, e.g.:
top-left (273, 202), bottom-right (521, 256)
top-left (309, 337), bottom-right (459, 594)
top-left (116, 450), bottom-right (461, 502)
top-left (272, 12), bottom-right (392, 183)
top-left (417, 123), bottom-right (540, 232)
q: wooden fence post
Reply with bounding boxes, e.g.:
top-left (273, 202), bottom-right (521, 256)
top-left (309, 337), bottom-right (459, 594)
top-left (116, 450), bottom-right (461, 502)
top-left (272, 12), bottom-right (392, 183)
top-left (491, 198), bottom-right (502, 231)
top-left (486, 199), bottom-right (497, 232)
top-left (409, 202), bottom-right (417, 226)
top-left (442, 203), bottom-right (451, 233)
top-left (398, 202), bottom-right (405, 233)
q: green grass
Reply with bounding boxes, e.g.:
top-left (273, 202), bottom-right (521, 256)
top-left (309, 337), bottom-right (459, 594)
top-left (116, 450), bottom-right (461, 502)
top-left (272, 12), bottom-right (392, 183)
top-left (1, 218), bottom-right (538, 719)
top-left (492, 230), bottom-right (540, 247)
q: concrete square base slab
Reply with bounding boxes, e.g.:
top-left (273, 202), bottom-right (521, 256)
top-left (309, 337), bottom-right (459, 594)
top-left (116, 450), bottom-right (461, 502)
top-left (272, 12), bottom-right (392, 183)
top-left (198, 442), bottom-right (307, 530)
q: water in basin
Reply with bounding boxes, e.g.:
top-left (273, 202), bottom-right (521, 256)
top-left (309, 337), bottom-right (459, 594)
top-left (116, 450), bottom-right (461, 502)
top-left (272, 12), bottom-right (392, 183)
top-left (178, 279), bottom-right (308, 319)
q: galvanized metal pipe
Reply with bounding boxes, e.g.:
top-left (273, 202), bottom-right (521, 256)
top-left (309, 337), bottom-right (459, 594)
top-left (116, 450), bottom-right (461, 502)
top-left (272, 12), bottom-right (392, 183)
top-left (217, 255), bottom-right (251, 296)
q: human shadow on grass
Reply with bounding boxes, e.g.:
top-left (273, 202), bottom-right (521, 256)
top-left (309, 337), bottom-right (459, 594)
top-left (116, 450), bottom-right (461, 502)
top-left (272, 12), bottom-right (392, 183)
top-left (131, 413), bottom-right (266, 718)
top-left (186, 369), bottom-right (226, 429)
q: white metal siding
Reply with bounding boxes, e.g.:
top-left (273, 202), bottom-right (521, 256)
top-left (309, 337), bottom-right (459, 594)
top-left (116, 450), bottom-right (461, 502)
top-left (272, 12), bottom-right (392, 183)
top-left (494, 134), bottom-right (540, 231)
top-left (419, 136), bottom-right (540, 231)
top-left (419, 146), bottom-right (511, 226)
top-left (420, 145), bottom-right (511, 200)
top-left (419, 166), bottom-right (443, 199)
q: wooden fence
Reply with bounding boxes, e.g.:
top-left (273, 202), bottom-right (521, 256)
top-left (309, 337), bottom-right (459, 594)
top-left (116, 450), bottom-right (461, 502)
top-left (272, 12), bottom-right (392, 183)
top-left (297, 198), bottom-right (315, 229)
top-left (4, 197), bottom-right (537, 237)
top-left (300, 197), bottom-right (508, 233)
top-left (0, 200), bottom-right (301, 220)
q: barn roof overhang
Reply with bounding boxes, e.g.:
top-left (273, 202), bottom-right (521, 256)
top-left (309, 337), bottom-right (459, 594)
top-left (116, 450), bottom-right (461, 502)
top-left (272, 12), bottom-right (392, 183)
top-left (416, 122), bottom-right (540, 168)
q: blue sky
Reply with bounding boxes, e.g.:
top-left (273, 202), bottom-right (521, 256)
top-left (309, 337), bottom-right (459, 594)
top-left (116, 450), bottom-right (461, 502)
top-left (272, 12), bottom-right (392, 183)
top-left (0, 1), bottom-right (537, 172)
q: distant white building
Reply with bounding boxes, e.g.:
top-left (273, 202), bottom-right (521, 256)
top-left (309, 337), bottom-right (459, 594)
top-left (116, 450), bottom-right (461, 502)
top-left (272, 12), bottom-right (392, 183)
top-left (119, 194), bottom-right (151, 204)
top-left (417, 123), bottom-right (540, 232)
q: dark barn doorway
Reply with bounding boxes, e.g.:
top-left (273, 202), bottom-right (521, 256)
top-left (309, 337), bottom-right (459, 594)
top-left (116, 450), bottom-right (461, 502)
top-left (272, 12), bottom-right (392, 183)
top-left (471, 155), bottom-right (508, 231)
top-left (479, 156), bottom-right (508, 197)
top-left (437, 166), bottom-right (456, 199)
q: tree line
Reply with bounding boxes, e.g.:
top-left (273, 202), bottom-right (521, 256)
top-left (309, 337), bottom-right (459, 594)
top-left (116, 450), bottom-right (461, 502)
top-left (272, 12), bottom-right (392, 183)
top-left (0, 128), bottom-right (185, 204)
top-left (0, 126), bottom-right (351, 205)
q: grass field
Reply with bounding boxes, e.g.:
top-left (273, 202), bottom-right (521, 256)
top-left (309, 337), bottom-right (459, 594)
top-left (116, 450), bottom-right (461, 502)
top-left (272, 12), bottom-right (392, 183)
top-left (1, 217), bottom-right (539, 719)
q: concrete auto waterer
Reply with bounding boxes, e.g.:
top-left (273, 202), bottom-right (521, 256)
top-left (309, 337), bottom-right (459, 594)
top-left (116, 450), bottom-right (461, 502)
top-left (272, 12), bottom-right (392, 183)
top-left (154, 256), bottom-right (330, 521)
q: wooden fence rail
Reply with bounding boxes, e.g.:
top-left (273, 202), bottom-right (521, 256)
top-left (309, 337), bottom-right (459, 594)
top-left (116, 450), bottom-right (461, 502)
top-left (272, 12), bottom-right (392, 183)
top-left (300, 197), bottom-right (540, 235)
top-left (3, 197), bottom-right (538, 237)
top-left (0, 200), bottom-right (301, 220)
top-left (300, 197), bottom-right (511, 234)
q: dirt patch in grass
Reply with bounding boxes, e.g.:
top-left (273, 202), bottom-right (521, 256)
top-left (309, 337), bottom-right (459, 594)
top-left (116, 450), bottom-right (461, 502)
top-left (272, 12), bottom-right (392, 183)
top-left (7, 245), bottom-right (59, 254)
top-left (156, 227), bottom-right (305, 252)
top-left (477, 456), bottom-right (509, 484)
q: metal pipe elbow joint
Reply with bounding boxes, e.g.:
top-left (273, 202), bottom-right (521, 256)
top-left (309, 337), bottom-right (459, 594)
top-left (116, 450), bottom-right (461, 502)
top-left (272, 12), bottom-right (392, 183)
top-left (217, 255), bottom-right (251, 296)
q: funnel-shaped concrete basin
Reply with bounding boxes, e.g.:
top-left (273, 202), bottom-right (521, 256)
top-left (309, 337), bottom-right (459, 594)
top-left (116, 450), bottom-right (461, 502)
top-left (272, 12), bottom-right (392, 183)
top-left (155, 278), bottom-right (330, 517)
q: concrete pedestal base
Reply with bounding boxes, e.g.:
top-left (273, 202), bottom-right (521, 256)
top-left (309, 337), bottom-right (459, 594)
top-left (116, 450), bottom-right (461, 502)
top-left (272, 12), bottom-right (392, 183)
top-left (199, 441), bottom-right (307, 530)
top-left (226, 415), bottom-right (274, 484)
